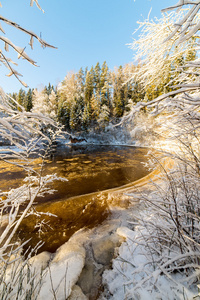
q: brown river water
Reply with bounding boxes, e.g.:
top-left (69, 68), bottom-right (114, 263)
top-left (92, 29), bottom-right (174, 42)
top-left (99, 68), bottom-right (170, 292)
top-left (0, 144), bottom-right (150, 254)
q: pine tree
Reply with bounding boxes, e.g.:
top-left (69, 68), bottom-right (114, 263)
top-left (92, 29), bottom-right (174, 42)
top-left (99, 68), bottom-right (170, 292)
top-left (24, 88), bottom-right (33, 112)
top-left (82, 103), bottom-right (91, 131)
top-left (97, 104), bottom-right (110, 130)
top-left (76, 68), bottom-right (85, 96)
top-left (100, 61), bottom-right (111, 108)
top-left (112, 66), bottom-right (126, 118)
top-left (85, 66), bottom-right (94, 104)
top-left (17, 88), bottom-right (26, 110)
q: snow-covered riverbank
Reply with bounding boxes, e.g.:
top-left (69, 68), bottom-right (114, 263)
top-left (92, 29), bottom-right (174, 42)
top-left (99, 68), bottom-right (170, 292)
top-left (2, 124), bottom-right (200, 300)
top-left (3, 155), bottom-right (187, 300)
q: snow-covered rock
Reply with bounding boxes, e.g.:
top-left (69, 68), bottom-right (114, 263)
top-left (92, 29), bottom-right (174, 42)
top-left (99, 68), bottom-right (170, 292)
top-left (68, 285), bottom-right (88, 300)
top-left (92, 233), bottom-right (121, 265)
top-left (29, 251), bottom-right (51, 270)
top-left (35, 230), bottom-right (87, 300)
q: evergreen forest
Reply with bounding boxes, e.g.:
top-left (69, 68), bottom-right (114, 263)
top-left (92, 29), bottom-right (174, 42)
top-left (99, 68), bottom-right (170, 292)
top-left (11, 50), bottom-right (196, 134)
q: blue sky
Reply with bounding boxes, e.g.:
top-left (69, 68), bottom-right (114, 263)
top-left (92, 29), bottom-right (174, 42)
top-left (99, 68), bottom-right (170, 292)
top-left (1, 0), bottom-right (175, 93)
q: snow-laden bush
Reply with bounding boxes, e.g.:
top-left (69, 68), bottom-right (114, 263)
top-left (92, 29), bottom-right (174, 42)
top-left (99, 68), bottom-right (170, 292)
top-left (103, 111), bottom-right (200, 298)
top-left (102, 2), bottom-right (200, 299)
top-left (0, 87), bottom-right (65, 299)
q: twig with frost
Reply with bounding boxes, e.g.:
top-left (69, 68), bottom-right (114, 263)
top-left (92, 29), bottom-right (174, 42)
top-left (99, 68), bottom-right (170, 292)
top-left (0, 1), bottom-right (56, 86)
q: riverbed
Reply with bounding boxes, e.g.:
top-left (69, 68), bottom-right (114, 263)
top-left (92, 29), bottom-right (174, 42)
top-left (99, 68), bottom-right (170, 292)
top-left (0, 144), bottom-right (150, 253)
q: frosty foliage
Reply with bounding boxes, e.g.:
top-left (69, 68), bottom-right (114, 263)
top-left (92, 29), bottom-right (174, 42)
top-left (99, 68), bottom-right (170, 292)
top-left (58, 72), bottom-right (81, 105)
top-left (97, 104), bottom-right (110, 128)
top-left (32, 88), bottom-right (58, 119)
top-left (0, 88), bottom-right (64, 299)
top-left (0, 2), bottom-right (65, 299)
top-left (102, 1), bottom-right (200, 299)
top-left (129, 8), bottom-right (199, 97)
top-left (0, 0), bottom-right (56, 87)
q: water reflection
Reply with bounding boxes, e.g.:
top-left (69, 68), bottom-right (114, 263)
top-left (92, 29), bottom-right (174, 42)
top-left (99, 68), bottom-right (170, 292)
top-left (38, 145), bottom-right (149, 203)
top-left (9, 145), bottom-right (149, 253)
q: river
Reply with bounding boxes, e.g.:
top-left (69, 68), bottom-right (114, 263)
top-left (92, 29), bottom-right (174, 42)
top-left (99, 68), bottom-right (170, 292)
top-left (1, 144), bottom-right (150, 253)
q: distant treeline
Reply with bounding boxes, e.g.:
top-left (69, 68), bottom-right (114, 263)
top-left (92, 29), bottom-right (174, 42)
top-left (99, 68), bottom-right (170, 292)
top-left (10, 53), bottom-right (196, 133)
top-left (10, 62), bottom-right (144, 132)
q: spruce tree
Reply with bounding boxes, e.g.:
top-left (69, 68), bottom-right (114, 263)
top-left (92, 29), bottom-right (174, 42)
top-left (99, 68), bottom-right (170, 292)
top-left (24, 88), bottom-right (33, 112)
top-left (17, 88), bottom-right (26, 111)
top-left (100, 61), bottom-right (111, 108)
top-left (17, 88), bottom-right (26, 106)
top-left (9, 92), bottom-right (17, 109)
top-left (94, 62), bottom-right (101, 92)
top-left (82, 103), bottom-right (91, 131)
top-left (98, 104), bottom-right (110, 130)
top-left (112, 66), bottom-right (126, 118)
top-left (76, 68), bottom-right (85, 96)
top-left (69, 96), bottom-right (84, 131)
top-left (69, 102), bottom-right (79, 131)
top-left (45, 83), bottom-right (54, 95)
top-left (57, 101), bottom-right (71, 130)
top-left (85, 66), bottom-right (94, 104)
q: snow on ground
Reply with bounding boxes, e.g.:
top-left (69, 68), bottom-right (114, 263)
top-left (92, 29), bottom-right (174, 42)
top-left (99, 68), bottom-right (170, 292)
top-left (100, 225), bottom-right (198, 300)
top-left (99, 129), bottom-right (200, 299)
top-left (31, 139), bottom-right (200, 299)
top-left (3, 123), bottom-right (199, 299)
top-left (31, 230), bottom-right (87, 300)
top-left (2, 229), bottom-right (87, 300)
top-left (60, 126), bottom-right (134, 146)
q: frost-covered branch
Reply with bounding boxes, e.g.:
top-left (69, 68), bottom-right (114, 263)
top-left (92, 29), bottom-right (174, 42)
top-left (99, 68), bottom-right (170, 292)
top-left (104, 2), bottom-right (200, 299)
top-left (0, 85), bottom-right (66, 297)
top-left (0, 1), bottom-right (56, 87)
top-left (0, 87), bottom-right (63, 255)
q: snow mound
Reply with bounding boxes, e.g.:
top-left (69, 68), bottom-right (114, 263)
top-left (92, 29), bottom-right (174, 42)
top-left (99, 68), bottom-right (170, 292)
top-left (38, 230), bottom-right (86, 299)
top-left (101, 226), bottom-right (197, 300)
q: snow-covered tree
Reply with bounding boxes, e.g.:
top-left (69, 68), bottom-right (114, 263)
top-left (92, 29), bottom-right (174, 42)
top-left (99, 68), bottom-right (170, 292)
top-left (48, 89), bottom-right (58, 119)
top-left (129, 9), bottom-right (199, 101)
top-left (0, 87), bottom-right (64, 298)
top-left (97, 104), bottom-right (110, 129)
top-left (104, 2), bottom-right (200, 299)
top-left (58, 72), bottom-right (79, 105)
top-left (0, 2), bottom-right (62, 298)
top-left (32, 88), bottom-right (58, 122)
top-left (32, 88), bottom-right (49, 116)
